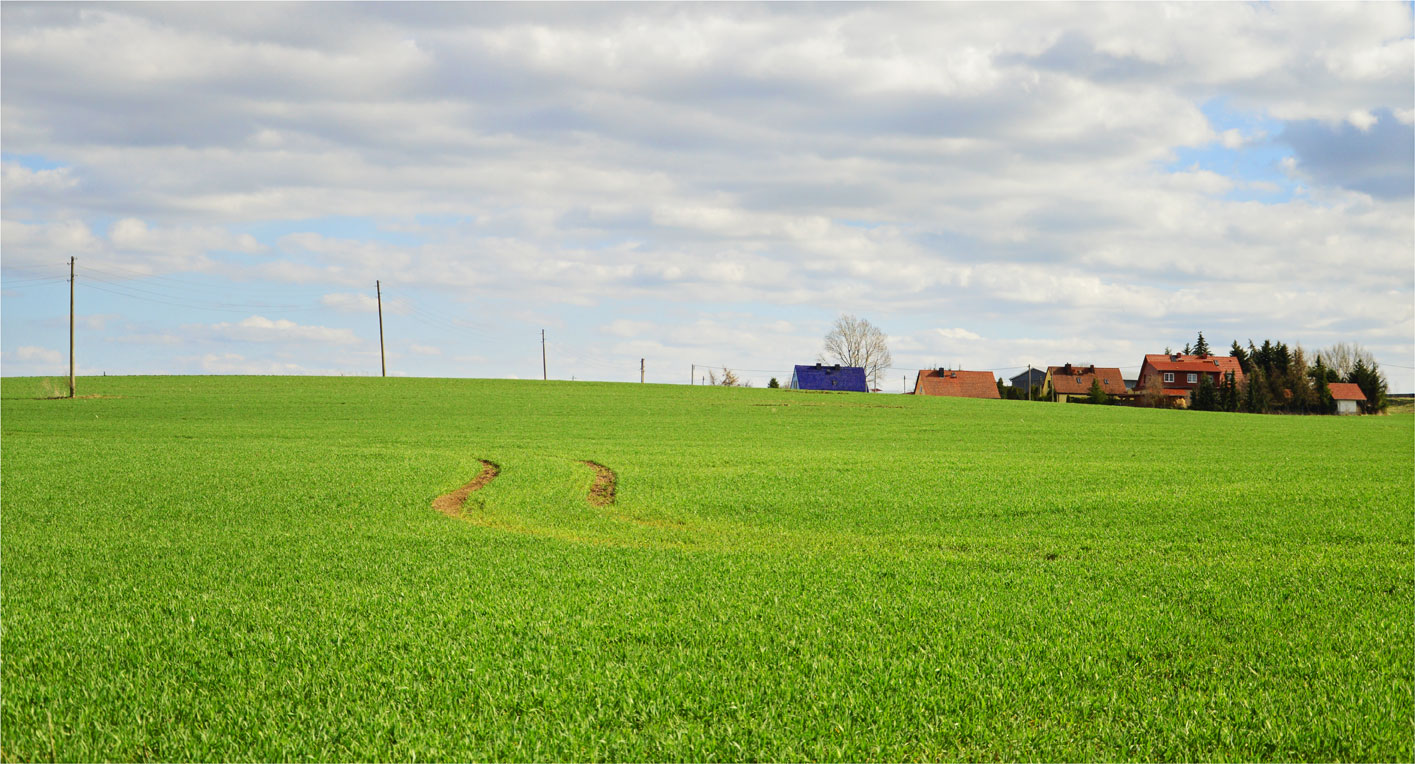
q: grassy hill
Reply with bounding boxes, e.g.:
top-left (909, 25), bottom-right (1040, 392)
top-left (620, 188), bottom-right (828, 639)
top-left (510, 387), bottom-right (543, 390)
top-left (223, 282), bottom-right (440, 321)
top-left (2, 375), bottom-right (1410, 760)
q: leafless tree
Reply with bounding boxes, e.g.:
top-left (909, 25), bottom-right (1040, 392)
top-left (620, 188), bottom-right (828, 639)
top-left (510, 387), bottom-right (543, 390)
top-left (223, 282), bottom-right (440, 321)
top-left (707, 367), bottom-right (746, 387)
top-left (819, 313), bottom-right (892, 388)
top-left (1316, 342), bottom-right (1378, 379)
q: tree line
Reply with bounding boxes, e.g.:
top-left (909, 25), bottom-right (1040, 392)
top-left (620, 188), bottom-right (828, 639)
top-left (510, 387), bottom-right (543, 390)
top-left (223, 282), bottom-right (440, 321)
top-left (1150, 333), bottom-right (1388, 414)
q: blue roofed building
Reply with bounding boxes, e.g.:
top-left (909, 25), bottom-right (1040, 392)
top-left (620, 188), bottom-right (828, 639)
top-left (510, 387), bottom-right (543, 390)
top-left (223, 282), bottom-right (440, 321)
top-left (789, 363), bottom-right (869, 392)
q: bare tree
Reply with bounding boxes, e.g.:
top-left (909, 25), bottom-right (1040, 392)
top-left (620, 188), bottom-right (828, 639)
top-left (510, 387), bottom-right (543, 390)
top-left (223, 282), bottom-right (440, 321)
top-left (820, 314), bottom-right (892, 388)
top-left (707, 367), bottom-right (746, 387)
top-left (1316, 342), bottom-right (1379, 380)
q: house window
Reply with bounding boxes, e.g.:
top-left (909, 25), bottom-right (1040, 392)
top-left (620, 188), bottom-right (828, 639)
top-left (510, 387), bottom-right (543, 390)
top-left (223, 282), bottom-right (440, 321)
top-left (1163, 372), bottom-right (1174, 383)
top-left (1187, 373), bottom-right (1198, 383)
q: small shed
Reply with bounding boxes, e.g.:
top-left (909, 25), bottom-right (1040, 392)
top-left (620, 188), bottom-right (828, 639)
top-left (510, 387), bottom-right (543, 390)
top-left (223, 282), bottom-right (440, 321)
top-left (789, 363), bottom-right (869, 392)
top-left (1329, 383), bottom-right (1367, 415)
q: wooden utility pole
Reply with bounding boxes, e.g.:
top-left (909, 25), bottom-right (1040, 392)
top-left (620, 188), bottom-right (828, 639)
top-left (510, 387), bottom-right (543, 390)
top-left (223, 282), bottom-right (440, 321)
top-left (691, 364), bottom-right (694, 385)
top-left (541, 330), bottom-right (547, 380)
top-left (1027, 364), bottom-right (1032, 401)
top-left (376, 280), bottom-right (386, 377)
top-left (640, 358), bottom-right (645, 383)
top-left (68, 256), bottom-right (75, 398)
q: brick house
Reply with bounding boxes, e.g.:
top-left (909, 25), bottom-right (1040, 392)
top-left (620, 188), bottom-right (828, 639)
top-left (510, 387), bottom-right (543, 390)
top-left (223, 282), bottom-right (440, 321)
top-left (1135, 353), bottom-right (1245, 407)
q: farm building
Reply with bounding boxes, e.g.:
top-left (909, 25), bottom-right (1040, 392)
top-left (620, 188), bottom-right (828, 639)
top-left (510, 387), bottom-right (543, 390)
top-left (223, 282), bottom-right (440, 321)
top-left (1329, 383), bottom-right (1367, 415)
top-left (789, 363), bottom-right (869, 392)
top-left (1043, 364), bottom-right (1127, 402)
top-left (913, 369), bottom-right (1000, 399)
top-left (1135, 353), bottom-right (1245, 407)
top-left (1009, 368), bottom-right (1046, 390)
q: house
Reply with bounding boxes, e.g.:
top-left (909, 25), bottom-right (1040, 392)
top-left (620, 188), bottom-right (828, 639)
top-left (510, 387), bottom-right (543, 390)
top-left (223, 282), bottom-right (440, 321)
top-left (913, 368), bottom-right (1000, 399)
top-left (789, 363), bottom-right (869, 392)
top-left (1135, 353), bottom-right (1245, 407)
top-left (1329, 383), bottom-right (1367, 415)
top-left (1009, 368), bottom-right (1046, 390)
top-left (1043, 364), bottom-right (1127, 402)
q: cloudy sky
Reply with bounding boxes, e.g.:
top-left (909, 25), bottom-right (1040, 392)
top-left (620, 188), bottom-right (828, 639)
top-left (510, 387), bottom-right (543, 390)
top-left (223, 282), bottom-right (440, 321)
top-left (3, 2), bottom-right (1412, 391)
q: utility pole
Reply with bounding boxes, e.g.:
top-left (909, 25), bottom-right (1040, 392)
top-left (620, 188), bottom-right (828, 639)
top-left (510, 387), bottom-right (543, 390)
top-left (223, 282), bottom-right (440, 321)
top-left (1027, 364), bottom-right (1032, 401)
top-left (376, 280), bottom-right (386, 378)
top-left (640, 358), bottom-right (645, 383)
top-left (68, 256), bottom-right (75, 398)
top-left (541, 330), bottom-right (547, 381)
top-left (691, 364), bottom-right (694, 385)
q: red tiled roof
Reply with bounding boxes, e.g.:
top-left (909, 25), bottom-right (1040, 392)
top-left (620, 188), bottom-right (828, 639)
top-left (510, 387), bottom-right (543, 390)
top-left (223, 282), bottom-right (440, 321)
top-left (1047, 365), bottom-right (1126, 395)
top-left (914, 369), bottom-right (1000, 399)
top-left (1329, 383), bottom-right (1367, 401)
top-left (1144, 354), bottom-right (1244, 376)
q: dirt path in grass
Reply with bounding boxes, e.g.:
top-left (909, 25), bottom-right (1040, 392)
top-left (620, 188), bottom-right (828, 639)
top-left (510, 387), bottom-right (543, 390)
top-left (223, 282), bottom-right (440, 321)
top-left (582, 461), bottom-right (617, 506)
top-left (432, 460), bottom-right (500, 517)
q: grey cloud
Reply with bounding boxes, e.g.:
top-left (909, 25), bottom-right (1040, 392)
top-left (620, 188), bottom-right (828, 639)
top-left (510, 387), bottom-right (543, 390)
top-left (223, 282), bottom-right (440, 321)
top-left (1281, 110), bottom-right (1414, 199)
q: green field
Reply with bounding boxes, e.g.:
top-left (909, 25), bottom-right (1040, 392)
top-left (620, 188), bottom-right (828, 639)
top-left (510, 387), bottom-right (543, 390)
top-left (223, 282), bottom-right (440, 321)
top-left (2, 376), bottom-right (1411, 761)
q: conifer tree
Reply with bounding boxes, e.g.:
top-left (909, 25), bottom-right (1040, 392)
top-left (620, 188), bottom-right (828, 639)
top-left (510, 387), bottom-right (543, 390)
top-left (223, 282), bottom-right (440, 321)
top-left (1192, 374), bottom-right (1217, 411)
top-left (1312, 360), bottom-right (1334, 415)
top-left (1348, 359), bottom-right (1389, 413)
top-left (1087, 377), bottom-right (1109, 405)
top-left (1194, 331), bottom-right (1210, 357)
top-left (1245, 367), bottom-right (1271, 413)
top-left (1230, 341), bottom-right (1251, 375)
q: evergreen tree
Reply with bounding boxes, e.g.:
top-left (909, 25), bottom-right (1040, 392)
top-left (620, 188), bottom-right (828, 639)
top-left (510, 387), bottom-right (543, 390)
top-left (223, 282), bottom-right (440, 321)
top-left (1274, 342), bottom-right (1291, 375)
top-left (1348, 359), bottom-right (1389, 413)
top-left (1245, 367), bottom-right (1271, 413)
top-left (1255, 340), bottom-right (1274, 370)
top-left (1230, 341), bottom-right (1251, 375)
top-left (1192, 374), bottom-right (1217, 411)
top-left (1311, 360), bottom-right (1334, 415)
top-left (1218, 371), bottom-right (1239, 412)
top-left (1194, 331), bottom-right (1210, 357)
top-left (1286, 347), bottom-right (1315, 414)
top-left (1183, 342), bottom-right (1192, 355)
top-left (1087, 377), bottom-right (1109, 405)
top-left (767, 377), bottom-right (780, 389)
top-left (996, 378), bottom-right (1006, 398)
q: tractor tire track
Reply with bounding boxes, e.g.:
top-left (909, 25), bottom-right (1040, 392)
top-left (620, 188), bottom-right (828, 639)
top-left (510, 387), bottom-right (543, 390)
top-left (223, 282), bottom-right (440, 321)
top-left (432, 460), bottom-right (500, 517)
top-left (582, 461), bottom-right (617, 506)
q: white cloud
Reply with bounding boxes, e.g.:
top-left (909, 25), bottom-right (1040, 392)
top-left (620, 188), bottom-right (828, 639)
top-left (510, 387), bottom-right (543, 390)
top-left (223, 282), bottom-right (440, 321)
top-left (206, 316), bottom-right (361, 345)
top-left (9, 346), bottom-right (62, 364)
top-left (933, 328), bottom-right (983, 342)
top-left (1346, 109), bottom-right (1379, 131)
top-left (1, 162), bottom-right (77, 194)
